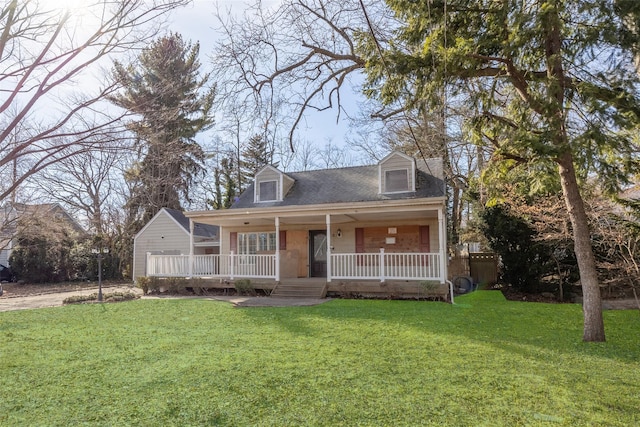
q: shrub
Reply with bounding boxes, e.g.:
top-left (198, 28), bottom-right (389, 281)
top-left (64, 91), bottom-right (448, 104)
top-left (234, 279), bottom-right (255, 296)
top-left (481, 204), bottom-right (553, 293)
top-left (137, 276), bottom-right (170, 294)
top-left (136, 277), bottom-right (208, 295)
top-left (63, 291), bottom-right (139, 304)
top-left (136, 276), bottom-right (148, 294)
top-left (8, 214), bottom-right (87, 283)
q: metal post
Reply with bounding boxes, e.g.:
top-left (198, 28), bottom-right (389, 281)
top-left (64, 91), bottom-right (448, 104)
top-left (97, 253), bottom-right (103, 302)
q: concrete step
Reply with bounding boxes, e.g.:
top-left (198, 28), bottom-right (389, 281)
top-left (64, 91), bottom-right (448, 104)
top-left (270, 281), bottom-right (327, 298)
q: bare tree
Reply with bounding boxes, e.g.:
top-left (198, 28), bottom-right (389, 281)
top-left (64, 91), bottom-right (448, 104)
top-left (316, 141), bottom-right (355, 169)
top-left (34, 138), bottom-right (132, 234)
top-left (280, 139), bottom-right (318, 171)
top-left (0, 0), bottom-right (190, 204)
top-left (213, 0), bottom-right (383, 150)
top-left (213, 0), bottom-right (474, 171)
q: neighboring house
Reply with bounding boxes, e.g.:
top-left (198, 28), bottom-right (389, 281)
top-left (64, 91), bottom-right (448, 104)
top-left (133, 208), bottom-right (220, 280)
top-left (146, 152), bottom-right (449, 298)
top-left (0, 203), bottom-right (85, 267)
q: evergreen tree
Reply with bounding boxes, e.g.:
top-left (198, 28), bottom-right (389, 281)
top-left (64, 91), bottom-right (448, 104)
top-left (206, 155), bottom-right (239, 210)
top-left (206, 165), bottom-right (224, 210)
top-left (359, 0), bottom-right (640, 342)
top-left (110, 33), bottom-right (215, 228)
top-left (221, 157), bottom-right (238, 208)
top-left (240, 134), bottom-right (278, 181)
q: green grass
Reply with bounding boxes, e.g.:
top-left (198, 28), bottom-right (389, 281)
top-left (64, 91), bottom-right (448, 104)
top-left (1, 291), bottom-right (638, 426)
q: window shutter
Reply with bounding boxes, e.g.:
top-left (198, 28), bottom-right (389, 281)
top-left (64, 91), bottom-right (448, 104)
top-left (230, 232), bottom-right (237, 253)
top-left (355, 228), bottom-right (364, 253)
top-left (279, 230), bottom-right (287, 250)
top-left (419, 226), bottom-right (430, 252)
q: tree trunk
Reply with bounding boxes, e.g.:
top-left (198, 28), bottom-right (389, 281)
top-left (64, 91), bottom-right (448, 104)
top-left (557, 152), bottom-right (605, 342)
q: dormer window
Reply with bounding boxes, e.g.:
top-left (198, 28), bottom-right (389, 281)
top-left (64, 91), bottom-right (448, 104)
top-left (258, 180), bottom-right (277, 202)
top-left (252, 165), bottom-right (295, 203)
top-left (385, 169), bottom-right (409, 192)
top-left (378, 151), bottom-right (416, 194)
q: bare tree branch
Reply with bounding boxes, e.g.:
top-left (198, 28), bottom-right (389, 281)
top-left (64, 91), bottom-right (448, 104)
top-left (212, 0), bottom-right (382, 150)
top-left (0, 0), bottom-right (190, 204)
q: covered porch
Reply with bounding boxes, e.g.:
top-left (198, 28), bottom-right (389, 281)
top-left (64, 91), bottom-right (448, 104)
top-left (146, 250), bottom-right (444, 282)
top-left (145, 199), bottom-right (448, 285)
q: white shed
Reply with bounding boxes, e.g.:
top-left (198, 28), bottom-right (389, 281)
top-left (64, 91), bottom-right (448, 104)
top-left (132, 208), bottom-right (219, 280)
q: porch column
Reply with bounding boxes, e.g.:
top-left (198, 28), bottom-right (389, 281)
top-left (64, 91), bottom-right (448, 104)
top-left (189, 218), bottom-right (194, 278)
top-left (326, 214), bottom-right (332, 283)
top-left (438, 206), bottom-right (448, 283)
top-left (219, 225), bottom-right (223, 276)
top-left (275, 216), bottom-right (280, 282)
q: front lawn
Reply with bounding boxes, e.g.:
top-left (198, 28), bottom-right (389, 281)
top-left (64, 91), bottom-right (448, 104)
top-left (0, 291), bottom-right (638, 426)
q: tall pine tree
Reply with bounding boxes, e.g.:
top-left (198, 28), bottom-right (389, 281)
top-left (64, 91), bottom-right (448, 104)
top-left (240, 134), bottom-right (278, 185)
top-left (111, 33), bottom-right (215, 229)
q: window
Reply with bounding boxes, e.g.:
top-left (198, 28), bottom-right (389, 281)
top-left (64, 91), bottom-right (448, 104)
top-left (258, 180), bottom-right (277, 201)
top-left (385, 169), bottom-right (409, 192)
top-left (237, 232), bottom-right (277, 254)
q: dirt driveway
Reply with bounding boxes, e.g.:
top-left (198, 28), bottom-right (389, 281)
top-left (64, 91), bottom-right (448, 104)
top-left (0, 282), bottom-right (329, 311)
top-left (0, 283), bottom-right (143, 312)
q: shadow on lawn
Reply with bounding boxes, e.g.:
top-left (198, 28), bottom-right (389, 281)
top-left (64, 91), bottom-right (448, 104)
top-left (238, 291), bottom-right (640, 363)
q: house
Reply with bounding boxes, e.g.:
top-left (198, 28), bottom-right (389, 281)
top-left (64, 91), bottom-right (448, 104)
top-left (0, 203), bottom-right (85, 267)
top-left (133, 208), bottom-right (220, 280)
top-left (145, 152), bottom-right (450, 299)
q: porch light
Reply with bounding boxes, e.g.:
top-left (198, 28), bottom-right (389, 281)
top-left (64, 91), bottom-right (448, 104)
top-left (336, 228), bottom-right (342, 238)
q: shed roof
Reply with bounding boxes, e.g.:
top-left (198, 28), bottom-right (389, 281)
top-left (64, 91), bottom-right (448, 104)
top-left (163, 208), bottom-right (219, 238)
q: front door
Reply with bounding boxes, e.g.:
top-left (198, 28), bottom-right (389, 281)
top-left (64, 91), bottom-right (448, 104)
top-left (309, 230), bottom-right (327, 277)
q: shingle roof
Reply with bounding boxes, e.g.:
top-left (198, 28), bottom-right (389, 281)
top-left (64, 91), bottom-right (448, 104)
top-left (231, 157), bottom-right (445, 209)
top-left (163, 208), bottom-right (219, 238)
top-left (5, 202), bottom-right (86, 235)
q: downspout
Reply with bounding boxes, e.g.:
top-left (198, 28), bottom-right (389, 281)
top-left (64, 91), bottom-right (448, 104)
top-left (438, 206), bottom-right (448, 284)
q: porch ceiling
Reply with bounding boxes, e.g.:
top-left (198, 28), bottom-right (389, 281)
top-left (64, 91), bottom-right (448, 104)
top-left (187, 202), bottom-right (441, 228)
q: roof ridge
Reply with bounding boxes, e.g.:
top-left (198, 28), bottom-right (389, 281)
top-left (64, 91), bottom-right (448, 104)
top-left (286, 164), bottom-right (375, 175)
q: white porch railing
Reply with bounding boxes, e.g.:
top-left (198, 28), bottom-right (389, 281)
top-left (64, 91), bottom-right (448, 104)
top-left (331, 250), bottom-right (441, 281)
top-left (147, 252), bottom-right (276, 279)
top-left (147, 250), bottom-right (442, 282)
